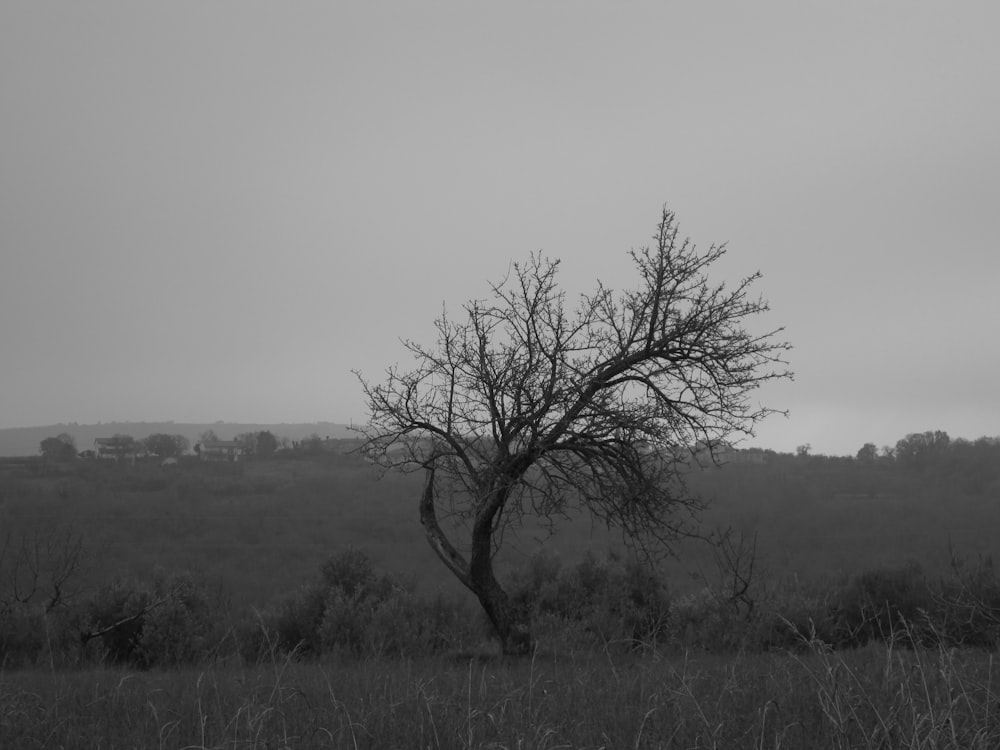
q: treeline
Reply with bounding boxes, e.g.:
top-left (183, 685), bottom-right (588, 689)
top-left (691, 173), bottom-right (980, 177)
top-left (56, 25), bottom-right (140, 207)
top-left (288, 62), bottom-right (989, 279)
top-left (33, 429), bottom-right (360, 464)
top-left (3, 541), bottom-right (1000, 671)
top-left (39, 431), bottom-right (192, 461)
top-left (0, 422), bottom-right (357, 458)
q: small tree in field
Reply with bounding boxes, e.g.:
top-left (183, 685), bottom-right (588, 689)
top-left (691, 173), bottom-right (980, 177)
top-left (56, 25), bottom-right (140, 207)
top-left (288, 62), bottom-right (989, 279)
top-left (40, 433), bottom-right (77, 462)
top-left (142, 433), bottom-right (190, 459)
top-left (357, 207), bottom-right (792, 654)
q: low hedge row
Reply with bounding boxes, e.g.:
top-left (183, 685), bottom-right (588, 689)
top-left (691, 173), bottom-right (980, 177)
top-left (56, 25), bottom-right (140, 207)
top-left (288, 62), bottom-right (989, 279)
top-left (2, 549), bottom-right (998, 669)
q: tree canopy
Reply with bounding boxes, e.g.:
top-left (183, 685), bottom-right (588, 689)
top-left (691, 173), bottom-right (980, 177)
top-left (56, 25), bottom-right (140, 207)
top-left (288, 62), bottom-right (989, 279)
top-left (235, 430), bottom-right (279, 457)
top-left (141, 433), bottom-right (190, 459)
top-left (358, 207), bottom-right (792, 653)
top-left (40, 433), bottom-right (77, 462)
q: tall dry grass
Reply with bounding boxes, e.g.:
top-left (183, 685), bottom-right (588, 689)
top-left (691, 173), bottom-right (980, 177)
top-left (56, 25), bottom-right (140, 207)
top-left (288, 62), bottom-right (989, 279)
top-left (2, 638), bottom-right (998, 749)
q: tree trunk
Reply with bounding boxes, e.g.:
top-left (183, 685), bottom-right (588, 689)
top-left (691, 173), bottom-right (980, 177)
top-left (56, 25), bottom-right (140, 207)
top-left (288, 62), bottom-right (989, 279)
top-left (420, 467), bottom-right (533, 655)
top-left (470, 506), bottom-right (533, 656)
top-left (474, 573), bottom-right (532, 656)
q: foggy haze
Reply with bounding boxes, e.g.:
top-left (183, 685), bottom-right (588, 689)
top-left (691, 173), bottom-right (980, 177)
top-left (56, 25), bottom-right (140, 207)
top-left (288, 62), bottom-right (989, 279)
top-left (2, 2), bottom-right (998, 456)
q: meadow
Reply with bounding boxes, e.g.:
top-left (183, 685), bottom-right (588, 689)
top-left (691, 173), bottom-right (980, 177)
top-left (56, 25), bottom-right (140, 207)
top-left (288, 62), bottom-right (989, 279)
top-left (4, 443), bottom-right (998, 609)
top-left (2, 436), bottom-right (1000, 747)
top-left (3, 642), bottom-right (999, 748)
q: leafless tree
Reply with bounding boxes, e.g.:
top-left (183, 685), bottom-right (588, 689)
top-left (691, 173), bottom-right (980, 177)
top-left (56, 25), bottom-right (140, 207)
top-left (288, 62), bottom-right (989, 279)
top-left (356, 207), bottom-right (792, 654)
top-left (707, 526), bottom-right (760, 620)
top-left (0, 526), bottom-right (85, 616)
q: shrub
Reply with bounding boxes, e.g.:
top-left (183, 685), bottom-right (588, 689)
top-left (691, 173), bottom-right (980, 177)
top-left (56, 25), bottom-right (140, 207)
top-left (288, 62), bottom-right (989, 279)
top-left (616, 555), bottom-right (672, 643)
top-left (319, 546), bottom-right (390, 600)
top-left (756, 560), bottom-right (1000, 653)
top-left (668, 587), bottom-right (752, 650)
top-left (318, 585), bottom-right (369, 654)
top-left (0, 605), bottom-right (47, 667)
top-left (268, 547), bottom-right (476, 658)
top-left (270, 583), bottom-right (327, 656)
top-left (81, 579), bottom-right (151, 664)
top-left (135, 571), bottom-right (216, 668)
top-left (827, 562), bottom-right (934, 647)
top-left (80, 571), bottom-right (219, 668)
top-left (754, 583), bottom-right (838, 651)
top-left (936, 554), bottom-right (1000, 648)
top-left (507, 550), bottom-right (672, 649)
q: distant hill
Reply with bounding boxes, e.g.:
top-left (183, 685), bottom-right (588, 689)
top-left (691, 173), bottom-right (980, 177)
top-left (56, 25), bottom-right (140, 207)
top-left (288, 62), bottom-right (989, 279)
top-left (0, 422), bottom-right (358, 457)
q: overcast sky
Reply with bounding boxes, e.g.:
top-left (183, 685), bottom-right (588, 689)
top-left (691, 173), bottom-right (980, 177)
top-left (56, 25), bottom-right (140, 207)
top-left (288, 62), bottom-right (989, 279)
top-left (2, 2), bottom-right (997, 456)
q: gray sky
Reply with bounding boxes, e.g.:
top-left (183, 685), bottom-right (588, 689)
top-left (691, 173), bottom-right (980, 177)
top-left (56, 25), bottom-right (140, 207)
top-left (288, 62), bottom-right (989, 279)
top-left (2, 1), bottom-right (997, 456)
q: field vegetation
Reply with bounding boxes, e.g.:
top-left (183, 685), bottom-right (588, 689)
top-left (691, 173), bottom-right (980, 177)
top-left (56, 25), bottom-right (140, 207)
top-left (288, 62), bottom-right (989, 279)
top-left (5, 642), bottom-right (1000, 749)
top-left (1, 431), bottom-right (1000, 746)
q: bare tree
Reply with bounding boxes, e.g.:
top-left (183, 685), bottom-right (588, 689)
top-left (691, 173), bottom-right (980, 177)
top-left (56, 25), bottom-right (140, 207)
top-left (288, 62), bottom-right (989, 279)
top-left (0, 526), bottom-right (85, 615)
top-left (357, 207), bottom-right (792, 654)
top-left (706, 526), bottom-right (760, 620)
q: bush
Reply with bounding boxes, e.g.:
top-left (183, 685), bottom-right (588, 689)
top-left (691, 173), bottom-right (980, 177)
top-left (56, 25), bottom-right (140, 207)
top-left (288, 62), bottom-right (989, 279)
top-left (0, 606), bottom-right (48, 667)
top-left (0, 603), bottom-right (83, 669)
top-left (81, 579), bottom-right (151, 664)
top-left (507, 551), bottom-right (672, 649)
top-left (136, 571), bottom-right (216, 668)
top-left (80, 571), bottom-right (219, 668)
top-left (506, 552), bottom-right (1000, 654)
top-left (754, 583), bottom-right (838, 651)
top-left (936, 554), bottom-right (1000, 648)
top-left (319, 546), bottom-right (390, 600)
top-left (753, 559), bottom-right (1000, 653)
top-left (268, 548), bottom-right (476, 659)
top-left (269, 547), bottom-right (394, 656)
top-left (827, 562), bottom-right (934, 647)
top-left (270, 583), bottom-right (328, 656)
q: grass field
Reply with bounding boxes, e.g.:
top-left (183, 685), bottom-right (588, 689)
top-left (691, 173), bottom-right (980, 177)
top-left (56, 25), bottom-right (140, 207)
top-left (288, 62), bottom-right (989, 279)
top-left (4, 449), bottom-right (998, 611)
top-left (3, 447), bottom-right (1000, 747)
top-left (2, 639), bottom-right (998, 749)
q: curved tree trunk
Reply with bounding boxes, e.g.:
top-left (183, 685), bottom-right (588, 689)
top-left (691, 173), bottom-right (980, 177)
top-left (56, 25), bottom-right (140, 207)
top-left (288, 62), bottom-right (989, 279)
top-left (419, 467), bottom-right (532, 655)
top-left (475, 578), bottom-right (532, 655)
top-left (469, 525), bottom-right (532, 656)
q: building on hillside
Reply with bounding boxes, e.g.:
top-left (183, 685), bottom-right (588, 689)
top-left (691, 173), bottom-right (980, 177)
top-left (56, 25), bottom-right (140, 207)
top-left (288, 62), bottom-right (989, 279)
top-left (94, 437), bottom-right (136, 462)
top-left (199, 439), bottom-right (243, 461)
